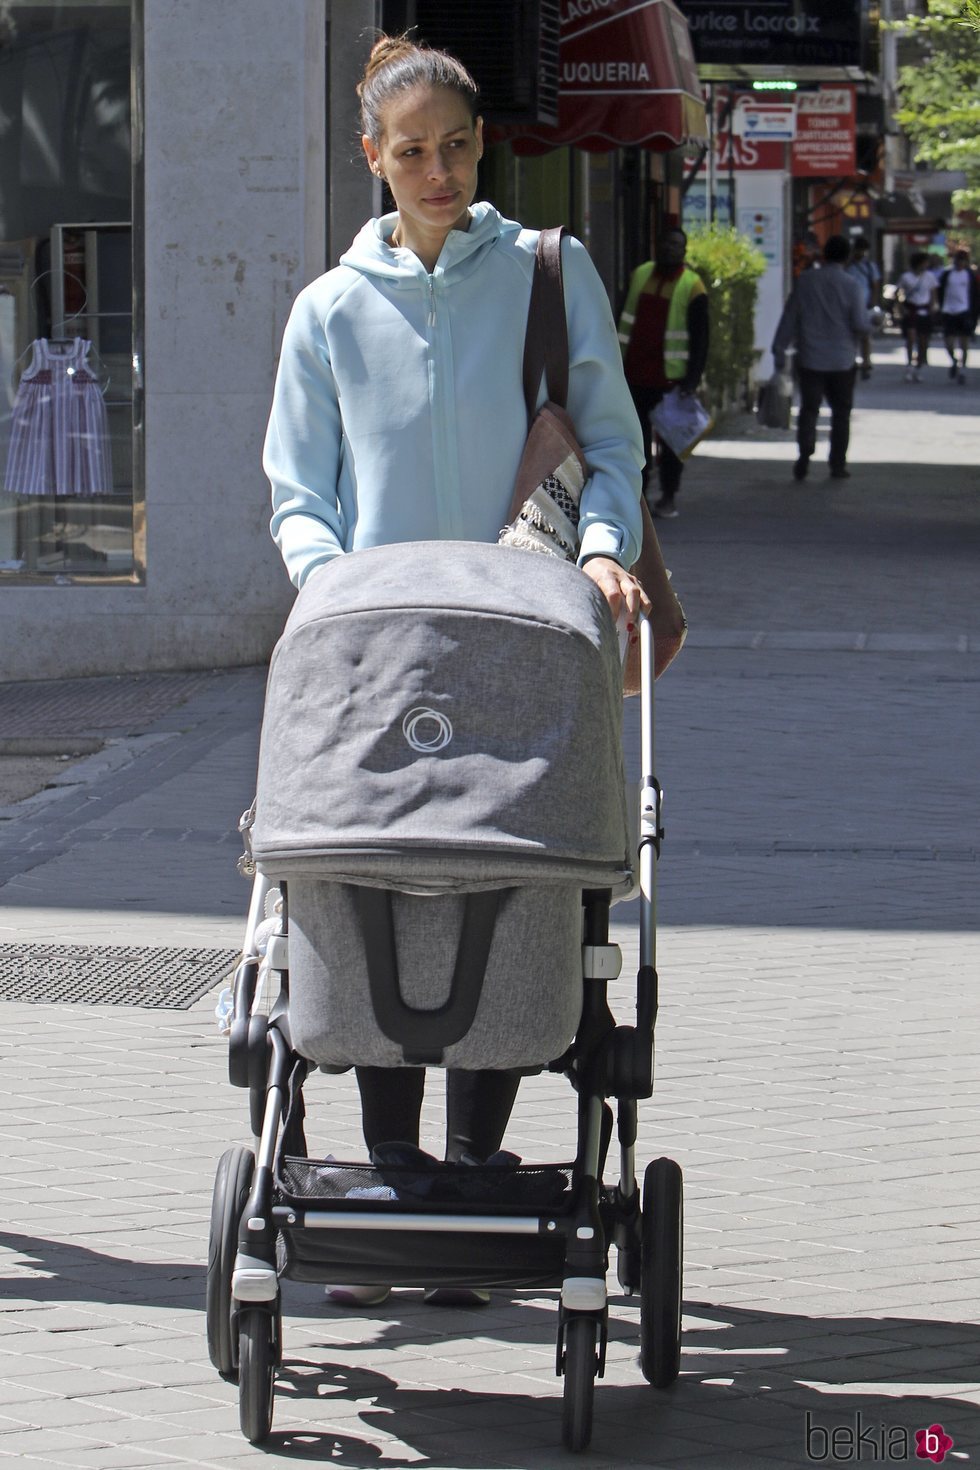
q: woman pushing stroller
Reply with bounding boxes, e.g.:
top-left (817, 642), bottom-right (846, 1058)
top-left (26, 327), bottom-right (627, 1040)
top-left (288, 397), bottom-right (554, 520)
top-left (262, 33), bottom-right (648, 1306)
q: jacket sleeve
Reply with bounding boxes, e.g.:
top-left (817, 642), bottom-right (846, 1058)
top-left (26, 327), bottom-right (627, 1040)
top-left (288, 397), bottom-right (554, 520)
top-left (562, 237), bottom-right (645, 570)
top-left (263, 285), bottom-right (347, 589)
top-left (772, 290), bottom-right (799, 360)
top-left (682, 292), bottom-right (709, 390)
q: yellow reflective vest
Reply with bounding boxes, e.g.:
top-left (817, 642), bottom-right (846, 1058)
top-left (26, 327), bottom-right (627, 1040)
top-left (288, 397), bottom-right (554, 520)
top-left (618, 265), bottom-right (705, 381)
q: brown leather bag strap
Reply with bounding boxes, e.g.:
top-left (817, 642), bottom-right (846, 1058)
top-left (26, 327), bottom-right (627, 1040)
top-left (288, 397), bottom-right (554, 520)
top-left (522, 225), bottom-right (570, 424)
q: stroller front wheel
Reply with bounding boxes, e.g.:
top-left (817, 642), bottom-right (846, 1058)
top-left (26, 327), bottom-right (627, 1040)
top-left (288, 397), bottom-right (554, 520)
top-left (561, 1315), bottom-right (598, 1452)
top-left (206, 1145), bottom-right (255, 1380)
top-left (238, 1307), bottom-right (277, 1443)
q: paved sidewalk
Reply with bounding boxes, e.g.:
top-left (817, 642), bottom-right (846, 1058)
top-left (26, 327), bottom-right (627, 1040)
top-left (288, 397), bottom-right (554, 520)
top-left (0, 337), bottom-right (978, 1468)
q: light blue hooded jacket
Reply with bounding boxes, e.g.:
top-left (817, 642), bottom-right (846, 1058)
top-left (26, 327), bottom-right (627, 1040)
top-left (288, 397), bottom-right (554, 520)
top-left (264, 202), bottom-right (644, 588)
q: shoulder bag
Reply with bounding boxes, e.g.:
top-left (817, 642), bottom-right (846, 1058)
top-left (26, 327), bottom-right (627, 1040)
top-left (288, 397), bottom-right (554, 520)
top-left (499, 226), bottom-right (687, 693)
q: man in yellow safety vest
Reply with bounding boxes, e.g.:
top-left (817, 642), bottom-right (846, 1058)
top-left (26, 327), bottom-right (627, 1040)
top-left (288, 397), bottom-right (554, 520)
top-left (618, 226), bottom-right (709, 519)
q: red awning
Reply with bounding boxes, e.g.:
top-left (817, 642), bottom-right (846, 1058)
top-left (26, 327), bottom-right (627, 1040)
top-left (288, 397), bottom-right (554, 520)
top-left (493, 0), bottom-right (707, 155)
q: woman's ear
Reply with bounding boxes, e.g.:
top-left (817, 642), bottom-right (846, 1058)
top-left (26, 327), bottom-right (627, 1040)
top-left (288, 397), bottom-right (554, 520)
top-left (362, 134), bottom-right (381, 177)
top-left (475, 115), bottom-right (484, 161)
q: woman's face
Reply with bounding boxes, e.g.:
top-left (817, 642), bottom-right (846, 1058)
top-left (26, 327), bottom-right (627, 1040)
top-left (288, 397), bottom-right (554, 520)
top-left (363, 85), bottom-right (483, 249)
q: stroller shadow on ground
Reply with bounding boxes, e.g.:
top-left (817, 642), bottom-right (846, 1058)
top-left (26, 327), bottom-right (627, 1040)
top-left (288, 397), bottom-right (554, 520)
top-left (3, 1232), bottom-right (976, 1465)
top-left (266, 1301), bottom-right (979, 1467)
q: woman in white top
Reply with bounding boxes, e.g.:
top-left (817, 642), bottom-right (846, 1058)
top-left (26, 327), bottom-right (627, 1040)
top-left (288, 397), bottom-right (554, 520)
top-left (897, 252), bottom-right (939, 381)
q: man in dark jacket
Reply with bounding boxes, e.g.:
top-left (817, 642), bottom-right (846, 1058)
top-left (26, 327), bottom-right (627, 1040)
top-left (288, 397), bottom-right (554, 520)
top-left (618, 227), bottom-right (709, 519)
top-left (772, 234), bottom-right (870, 482)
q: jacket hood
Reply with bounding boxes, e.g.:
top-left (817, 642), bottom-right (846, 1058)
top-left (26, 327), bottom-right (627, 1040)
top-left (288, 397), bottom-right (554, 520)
top-left (339, 201), bottom-right (523, 284)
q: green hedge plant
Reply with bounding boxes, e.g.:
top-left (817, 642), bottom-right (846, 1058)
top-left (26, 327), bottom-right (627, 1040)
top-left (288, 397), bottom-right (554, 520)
top-left (685, 225), bottom-right (766, 412)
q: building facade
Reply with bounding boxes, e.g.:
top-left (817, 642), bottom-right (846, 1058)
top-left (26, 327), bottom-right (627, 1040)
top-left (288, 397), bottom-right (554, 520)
top-left (0, 0), bottom-right (332, 681)
top-left (0, 0), bottom-right (703, 682)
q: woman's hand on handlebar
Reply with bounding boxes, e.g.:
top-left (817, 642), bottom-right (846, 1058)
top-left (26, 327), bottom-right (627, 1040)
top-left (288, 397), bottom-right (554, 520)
top-left (581, 555), bottom-right (650, 626)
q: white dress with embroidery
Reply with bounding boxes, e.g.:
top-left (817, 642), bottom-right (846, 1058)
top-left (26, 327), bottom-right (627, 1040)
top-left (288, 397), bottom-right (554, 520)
top-left (4, 337), bottom-right (112, 497)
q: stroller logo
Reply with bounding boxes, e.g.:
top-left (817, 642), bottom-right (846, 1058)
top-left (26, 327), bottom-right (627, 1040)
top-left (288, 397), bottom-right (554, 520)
top-left (805, 1411), bottom-right (954, 1462)
top-left (402, 707), bottom-right (453, 753)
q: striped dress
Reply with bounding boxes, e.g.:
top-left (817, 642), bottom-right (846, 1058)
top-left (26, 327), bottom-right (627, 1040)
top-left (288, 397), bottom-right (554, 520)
top-left (4, 337), bottom-right (112, 497)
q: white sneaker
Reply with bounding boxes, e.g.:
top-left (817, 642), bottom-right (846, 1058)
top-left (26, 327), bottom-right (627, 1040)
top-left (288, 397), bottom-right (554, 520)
top-left (423, 1287), bottom-right (490, 1306)
top-left (904, 368), bottom-right (915, 382)
top-left (325, 1283), bottom-right (391, 1307)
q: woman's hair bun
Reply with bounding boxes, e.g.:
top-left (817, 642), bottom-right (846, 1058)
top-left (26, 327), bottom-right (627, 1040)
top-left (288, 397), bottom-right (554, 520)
top-left (357, 34), bottom-right (417, 96)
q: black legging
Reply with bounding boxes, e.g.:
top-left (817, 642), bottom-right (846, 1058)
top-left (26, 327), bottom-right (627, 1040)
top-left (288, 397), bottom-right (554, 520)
top-left (354, 1066), bottom-right (523, 1163)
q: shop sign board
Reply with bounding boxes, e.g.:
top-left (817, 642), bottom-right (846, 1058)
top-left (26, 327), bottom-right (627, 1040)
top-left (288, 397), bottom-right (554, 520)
top-left (791, 87), bottom-right (856, 176)
top-left (737, 206), bottom-right (781, 265)
top-left (676, 1), bottom-right (866, 74)
top-left (733, 100), bottom-right (796, 140)
top-left (501, 0), bottom-right (707, 152)
top-left (698, 130), bottom-right (785, 171)
top-left (695, 89), bottom-right (785, 171)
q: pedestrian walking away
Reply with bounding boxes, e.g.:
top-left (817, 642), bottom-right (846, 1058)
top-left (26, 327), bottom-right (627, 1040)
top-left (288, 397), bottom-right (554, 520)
top-left (897, 252), bottom-right (940, 381)
top-left (938, 248), bottom-right (979, 384)
top-left (772, 233), bottom-right (870, 483)
top-left (618, 225), bottom-right (709, 519)
top-left (845, 234), bottom-right (881, 380)
top-left (263, 33), bottom-right (647, 1311)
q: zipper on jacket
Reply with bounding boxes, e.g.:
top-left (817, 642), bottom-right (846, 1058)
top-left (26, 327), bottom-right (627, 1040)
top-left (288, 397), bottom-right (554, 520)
top-left (427, 277), bottom-right (436, 327)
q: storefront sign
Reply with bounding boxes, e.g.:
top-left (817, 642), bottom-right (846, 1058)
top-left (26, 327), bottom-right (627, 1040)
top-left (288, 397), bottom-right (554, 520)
top-left (737, 206), bottom-right (781, 265)
top-left (695, 89), bottom-right (785, 171)
top-left (503, 0), bottom-right (707, 152)
top-left (791, 87), bottom-right (856, 177)
top-left (733, 100), bottom-right (796, 140)
top-left (676, 1), bottom-right (866, 74)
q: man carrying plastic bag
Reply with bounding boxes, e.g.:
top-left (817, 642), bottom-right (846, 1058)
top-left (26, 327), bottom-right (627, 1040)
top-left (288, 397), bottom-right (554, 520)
top-left (618, 225), bottom-right (709, 519)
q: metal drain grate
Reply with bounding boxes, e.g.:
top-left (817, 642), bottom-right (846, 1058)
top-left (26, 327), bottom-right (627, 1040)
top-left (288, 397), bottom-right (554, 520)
top-left (0, 944), bottom-right (239, 1009)
top-left (0, 671), bottom-right (223, 739)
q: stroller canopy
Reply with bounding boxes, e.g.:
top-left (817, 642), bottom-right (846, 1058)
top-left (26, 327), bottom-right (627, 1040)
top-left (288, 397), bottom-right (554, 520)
top-left (252, 541), bottom-right (630, 892)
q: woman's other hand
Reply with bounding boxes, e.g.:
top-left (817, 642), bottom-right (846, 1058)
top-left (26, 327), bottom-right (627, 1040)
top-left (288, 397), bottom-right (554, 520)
top-left (581, 555), bottom-right (650, 626)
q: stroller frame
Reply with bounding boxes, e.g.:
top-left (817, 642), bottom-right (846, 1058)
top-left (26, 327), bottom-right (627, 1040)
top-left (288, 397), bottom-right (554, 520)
top-left (206, 616), bottom-right (683, 1453)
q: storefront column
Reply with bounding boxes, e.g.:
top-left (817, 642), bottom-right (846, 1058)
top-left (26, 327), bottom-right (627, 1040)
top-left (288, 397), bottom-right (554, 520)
top-left (138, 0), bottom-right (326, 669)
top-left (1, 0), bottom-right (326, 680)
top-left (329, 2), bottom-right (380, 264)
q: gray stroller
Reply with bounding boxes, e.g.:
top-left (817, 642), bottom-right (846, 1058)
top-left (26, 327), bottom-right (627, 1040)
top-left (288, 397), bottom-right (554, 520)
top-left (206, 540), bottom-right (683, 1453)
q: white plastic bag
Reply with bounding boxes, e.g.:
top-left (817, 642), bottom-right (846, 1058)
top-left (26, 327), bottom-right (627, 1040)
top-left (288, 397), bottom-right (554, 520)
top-left (757, 371), bottom-right (794, 429)
top-left (650, 389), bottom-right (714, 460)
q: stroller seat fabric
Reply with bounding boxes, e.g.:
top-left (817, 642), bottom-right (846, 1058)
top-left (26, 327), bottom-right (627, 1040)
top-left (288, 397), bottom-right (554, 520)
top-left (287, 878), bottom-right (583, 1068)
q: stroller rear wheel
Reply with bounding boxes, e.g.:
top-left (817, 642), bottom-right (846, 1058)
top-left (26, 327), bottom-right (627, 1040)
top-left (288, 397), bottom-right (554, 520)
top-left (238, 1307), bottom-right (277, 1443)
top-left (640, 1157), bottom-right (683, 1387)
top-left (561, 1315), bottom-right (598, 1452)
top-left (206, 1145), bottom-right (254, 1379)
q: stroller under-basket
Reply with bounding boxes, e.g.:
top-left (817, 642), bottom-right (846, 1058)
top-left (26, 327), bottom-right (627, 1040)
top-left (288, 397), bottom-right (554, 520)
top-left (205, 540), bottom-right (683, 1453)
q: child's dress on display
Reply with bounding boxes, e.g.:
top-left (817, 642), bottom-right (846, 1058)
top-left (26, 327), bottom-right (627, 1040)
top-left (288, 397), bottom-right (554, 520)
top-left (4, 337), bottom-right (111, 497)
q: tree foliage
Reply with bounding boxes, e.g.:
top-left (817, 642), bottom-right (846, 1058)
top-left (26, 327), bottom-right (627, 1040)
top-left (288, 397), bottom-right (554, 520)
top-left (892, 0), bottom-right (980, 214)
top-left (685, 225), bottom-right (766, 410)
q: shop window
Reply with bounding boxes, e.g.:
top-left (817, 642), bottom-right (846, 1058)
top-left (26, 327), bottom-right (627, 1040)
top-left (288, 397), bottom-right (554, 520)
top-left (0, 1), bottom-right (138, 583)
